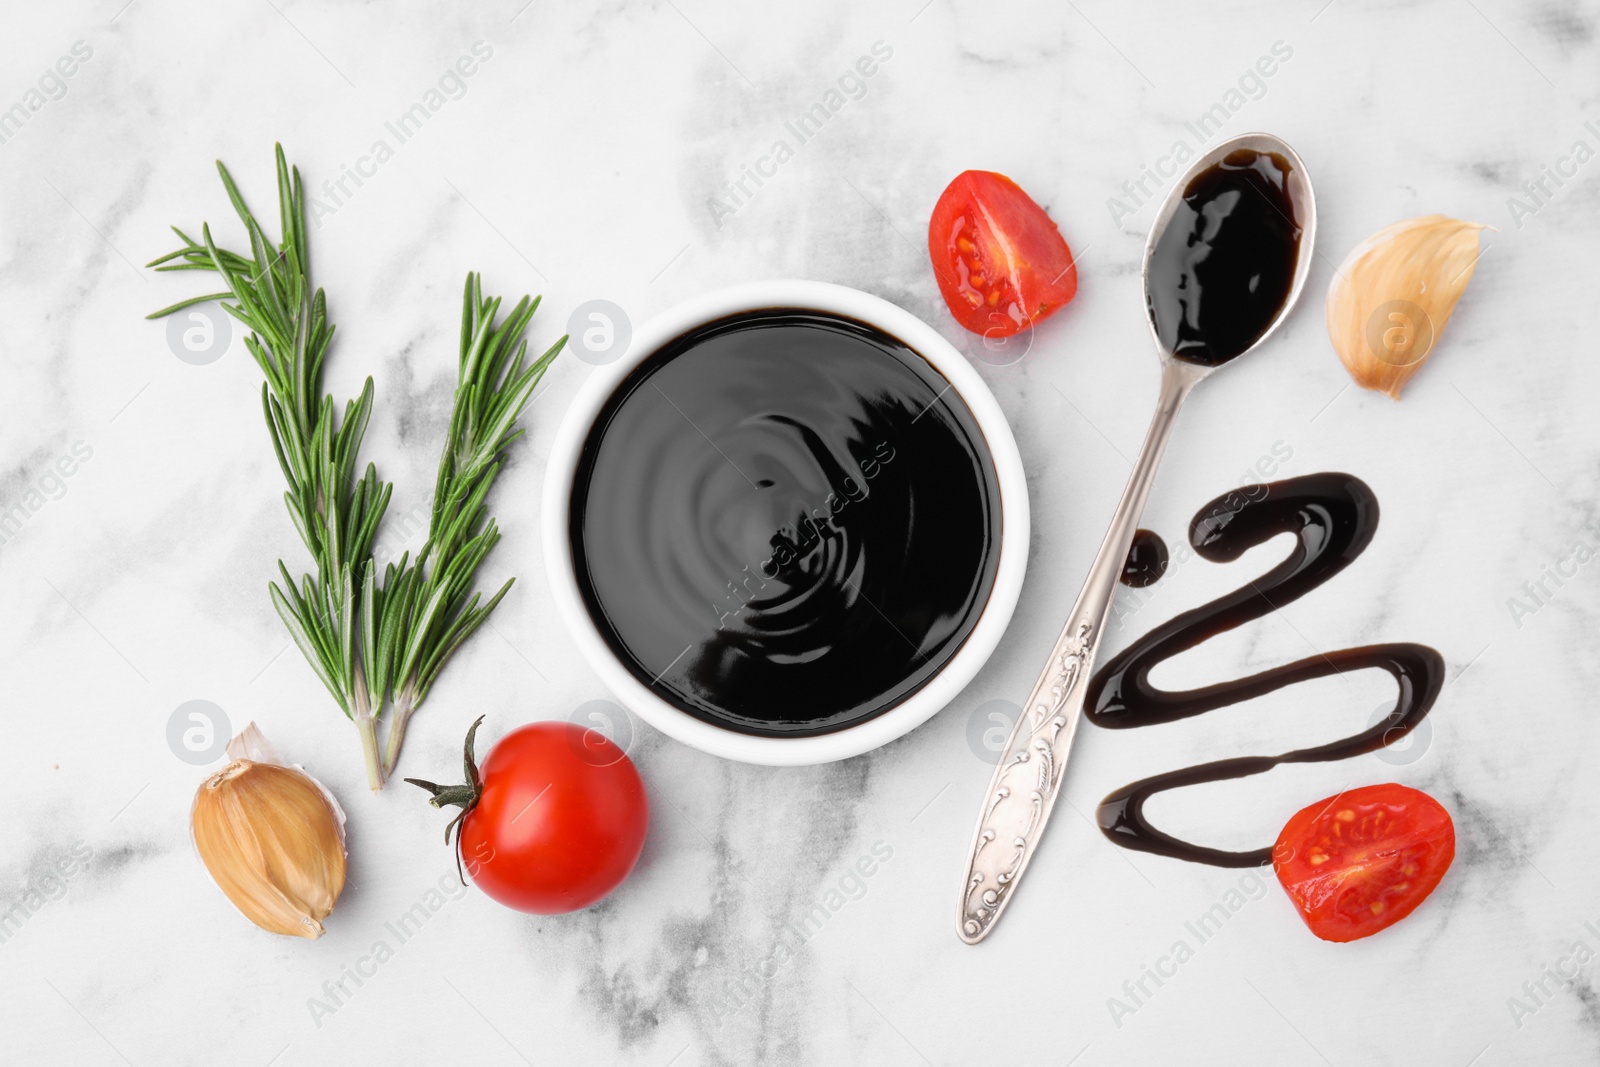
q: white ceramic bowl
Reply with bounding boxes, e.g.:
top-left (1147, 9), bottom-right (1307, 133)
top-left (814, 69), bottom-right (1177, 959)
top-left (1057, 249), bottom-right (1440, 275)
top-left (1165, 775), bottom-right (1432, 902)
top-left (542, 281), bottom-right (1029, 765)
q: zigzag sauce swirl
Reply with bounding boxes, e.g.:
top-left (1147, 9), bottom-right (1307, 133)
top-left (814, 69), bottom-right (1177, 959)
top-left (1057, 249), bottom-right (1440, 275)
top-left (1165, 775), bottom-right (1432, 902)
top-left (1084, 472), bottom-right (1445, 867)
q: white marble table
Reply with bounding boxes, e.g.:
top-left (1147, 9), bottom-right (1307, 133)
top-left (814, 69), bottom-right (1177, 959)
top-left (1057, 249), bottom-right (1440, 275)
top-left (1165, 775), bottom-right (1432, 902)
top-left (4, 0), bottom-right (1599, 1063)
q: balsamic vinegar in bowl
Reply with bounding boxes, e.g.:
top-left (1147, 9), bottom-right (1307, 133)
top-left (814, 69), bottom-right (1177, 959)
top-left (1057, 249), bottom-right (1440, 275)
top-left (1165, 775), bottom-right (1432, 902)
top-left (571, 310), bottom-right (1000, 737)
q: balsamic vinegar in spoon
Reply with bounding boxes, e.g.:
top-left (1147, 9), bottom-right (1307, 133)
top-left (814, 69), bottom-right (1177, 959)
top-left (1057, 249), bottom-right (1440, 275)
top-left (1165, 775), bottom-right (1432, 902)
top-left (1146, 149), bottom-right (1302, 366)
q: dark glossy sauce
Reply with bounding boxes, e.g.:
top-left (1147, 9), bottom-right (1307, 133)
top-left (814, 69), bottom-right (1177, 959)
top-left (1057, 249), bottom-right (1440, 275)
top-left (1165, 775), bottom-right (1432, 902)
top-left (1085, 473), bottom-right (1444, 866)
top-left (1147, 149), bottom-right (1301, 366)
top-left (1120, 528), bottom-right (1168, 588)
top-left (570, 310), bottom-right (1002, 737)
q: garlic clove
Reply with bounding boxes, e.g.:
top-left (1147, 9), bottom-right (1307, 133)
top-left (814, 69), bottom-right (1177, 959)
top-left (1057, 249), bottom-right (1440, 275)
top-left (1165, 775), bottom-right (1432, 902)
top-left (192, 726), bottom-right (346, 939)
top-left (1325, 214), bottom-right (1487, 399)
top-left (227, 721), bottom-right (347, 847)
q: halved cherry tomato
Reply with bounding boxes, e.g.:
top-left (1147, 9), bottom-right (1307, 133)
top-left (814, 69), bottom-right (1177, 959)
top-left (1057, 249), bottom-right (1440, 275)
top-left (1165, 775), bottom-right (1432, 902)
top-left (928, 170), bottom-right (1077, 338)
top-left (1273, 783), bottom-right (1454, 942)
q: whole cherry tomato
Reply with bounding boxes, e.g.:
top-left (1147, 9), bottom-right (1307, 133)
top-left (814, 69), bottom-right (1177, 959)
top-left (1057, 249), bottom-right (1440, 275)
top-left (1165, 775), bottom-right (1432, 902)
top-left (408, 717), bottom-right (648, 914)
top-left (1273, 783), bottom-right (1454, 942)
top-left (928, 170), bottom-right (1078, 338)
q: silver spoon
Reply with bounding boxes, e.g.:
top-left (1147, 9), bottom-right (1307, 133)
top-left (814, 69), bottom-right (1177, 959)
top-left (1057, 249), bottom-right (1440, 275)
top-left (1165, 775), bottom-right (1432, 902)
top-left (956, 132), bottom-right (1316, 944)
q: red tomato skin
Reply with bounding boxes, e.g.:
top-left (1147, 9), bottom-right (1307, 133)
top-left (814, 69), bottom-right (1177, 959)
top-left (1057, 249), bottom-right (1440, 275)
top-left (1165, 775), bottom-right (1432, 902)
top-left (928, 170), bottom-right (1077, 339)
top-left (457, 722), bottom-right (648, 914)
top-left (1272, 783), bottom-right (1454, 943)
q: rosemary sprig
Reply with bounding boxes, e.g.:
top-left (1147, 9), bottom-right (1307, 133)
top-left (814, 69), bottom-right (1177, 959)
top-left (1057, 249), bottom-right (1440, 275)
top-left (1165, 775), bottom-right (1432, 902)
top-left (147, 145), bottom-right (563, 789)
top-left (147, 144), bottom-right (392, 788)
top-left (374, 275), bottom-right (565, 776)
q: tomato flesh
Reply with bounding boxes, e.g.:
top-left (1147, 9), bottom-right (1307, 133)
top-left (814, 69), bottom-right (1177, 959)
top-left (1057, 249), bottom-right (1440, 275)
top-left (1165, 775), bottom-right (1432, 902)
top-left (928, 170), bottom-right (1077, 338)
top-left (458, 722), bottom-right (648, 915)
top-left (1273, 783), bottom-right (1454, 942)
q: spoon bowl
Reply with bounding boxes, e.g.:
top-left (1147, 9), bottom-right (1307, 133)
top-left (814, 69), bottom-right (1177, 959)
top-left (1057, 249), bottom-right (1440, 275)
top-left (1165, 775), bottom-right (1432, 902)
top-left (1141, 132), bottom-right (1317, 372)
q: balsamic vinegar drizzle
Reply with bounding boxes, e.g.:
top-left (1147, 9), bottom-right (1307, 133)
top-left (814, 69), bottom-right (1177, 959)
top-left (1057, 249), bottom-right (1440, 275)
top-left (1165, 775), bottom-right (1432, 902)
top-left (1084, 472), bottom-right (1444, 867)
top-left (1120, 528), bottom-right (1169, 588)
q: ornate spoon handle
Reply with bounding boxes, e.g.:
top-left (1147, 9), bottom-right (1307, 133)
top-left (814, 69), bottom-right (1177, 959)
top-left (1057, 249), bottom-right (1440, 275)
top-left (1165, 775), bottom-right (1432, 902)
top-left (957, 359), bottom-right (1203, 944)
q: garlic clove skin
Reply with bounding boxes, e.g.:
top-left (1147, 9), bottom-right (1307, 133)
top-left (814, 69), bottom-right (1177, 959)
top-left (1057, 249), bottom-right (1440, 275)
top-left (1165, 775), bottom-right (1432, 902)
top-left (225, 721), bottom-right (284, 765)
top-left (192, 751), bottom-right (347, 940)
top-left (1325, 214), bottom-right (1487, 399)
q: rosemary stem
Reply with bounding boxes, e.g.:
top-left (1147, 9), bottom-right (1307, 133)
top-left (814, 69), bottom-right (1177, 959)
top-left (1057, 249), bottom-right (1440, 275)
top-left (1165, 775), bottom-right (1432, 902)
top-left (356, 715), bottom-right (384, 792)
top-left (380, 696), bottom-right (416, 780)
top-left (353, 667), bottom-right (385, 791)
